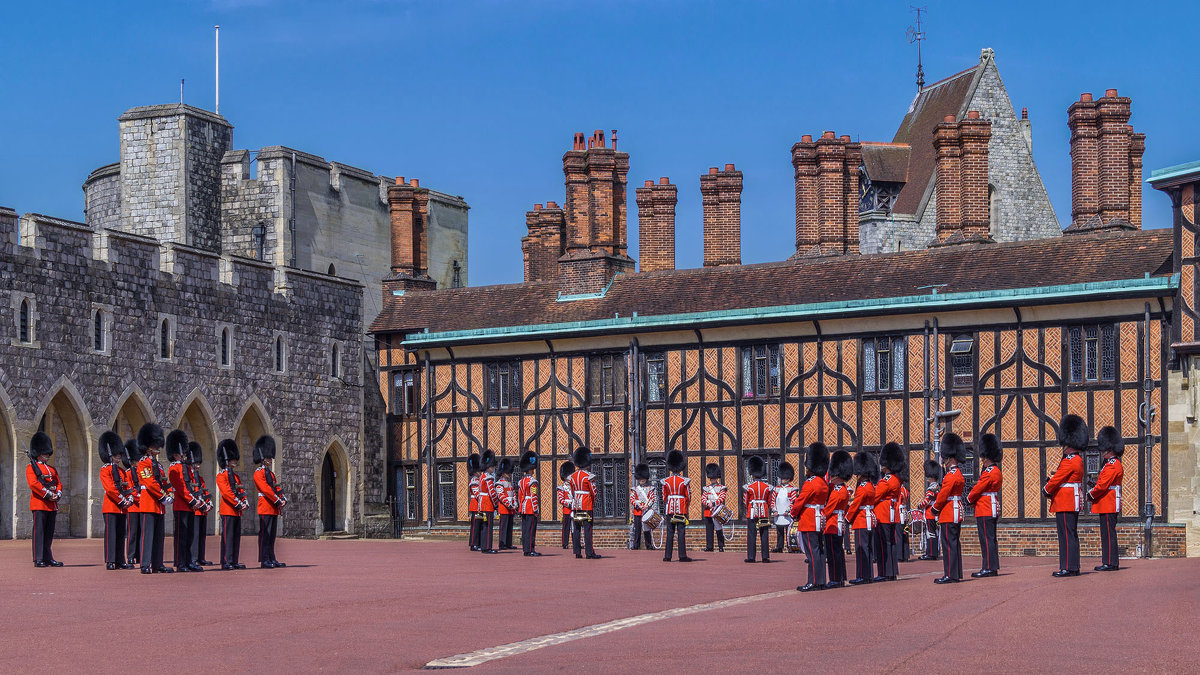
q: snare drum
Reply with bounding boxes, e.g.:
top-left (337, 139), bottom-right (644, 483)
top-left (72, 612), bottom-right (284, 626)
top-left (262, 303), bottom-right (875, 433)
top-left (711, 503), bottom-right (734, 527)
top-left (786, 522), bottom-right (802, 553)
top-left (642, 508), bottom-right (663, 530)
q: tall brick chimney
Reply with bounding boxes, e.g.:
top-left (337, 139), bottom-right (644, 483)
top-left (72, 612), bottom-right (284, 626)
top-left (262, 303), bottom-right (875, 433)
top-left (1066, 89), bottom-right (1144, 233)
top-left (522, 202), bottom-right (565, 282)
top-left (791, 131), bottom-right (861, 257)
top-left (636, 177), bottom-right (676, 273)
top-left (383, 177), bottom-right (435, 300)
top-left (931, 111), bottom-right (994, 246)
top-left (701, 164), bottom-right (743, 267)
top-left (557, 131), bottom-right (634, 295)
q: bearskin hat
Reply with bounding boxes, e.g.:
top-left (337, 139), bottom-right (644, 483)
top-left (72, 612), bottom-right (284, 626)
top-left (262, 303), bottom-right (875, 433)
top-left (217, 439), bottom-right (239, 469)
top-left (481, 449), bottom-right (496, 470)
top-left (467, 452), bottom-right (481, 476)
top-left (940, 433), bottom-right (965, 462)
top-left (853, 452), bottom-right (878, 480)
top-left (805, 443), bottom-right (830, 477)
top-left (559, 461), bottom-right (575, 480)
top-left (777, 461), bottom-right (795, 483)
top-left (98, 430), bottom-right (123, 463)
top-left (188, 441), bottom-right (203, 465)
top-left (978, 433), bottom-right (1003, 464)
top-left (881, 441), bottom-right (906, 474)
top-left (124, 439), bottom-right (141, 467)
top-left (829, 450), bottom-right (853, 481)
top-left (635, 462), bottom-right (651, 481)
top-left (705, 462), bottom-right (722, 480)
top-left (573, 447), bottom-right (592, 469)
top-left (137, 423), bottom-right (165, 450)
top-left (747, 455), bottom-right (767, 479)
top-left (164, 429), bottom-right (189, 460)
top-left (666, 450), bottom-right (685, 473)
top-left (519, 451), bottom-right (537, 473)
top-left (923, 459), bottom-right (942, 480)
top-left (29, 431), bottom-right (53, 459)
top-left (1096, 426), bottom-right (1124, 457)
top-left (1058, 414), bottom-right (1090, 451)
top-left (497, 458), bottom-right (514, 476)
top-left (253, 435), bottom-right (276, 464)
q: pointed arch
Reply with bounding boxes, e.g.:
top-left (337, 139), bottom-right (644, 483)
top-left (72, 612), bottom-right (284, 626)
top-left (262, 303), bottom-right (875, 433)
top-left (109, 383), bottom-right (155, 439)
top-left (232, 396), bottom-right (275, 533)
top-left (33, 377), bottom-right (96, 538)
top-left (175, 389), bottom-right (218, 536)
top-left (0, 386), bottom-right (15, 539)
top-left (315, 436), bottom-right (351, 534)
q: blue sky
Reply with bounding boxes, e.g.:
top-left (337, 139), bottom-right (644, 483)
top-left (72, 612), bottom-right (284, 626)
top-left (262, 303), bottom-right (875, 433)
top-left (0, 0), bottom-right (1194, 286)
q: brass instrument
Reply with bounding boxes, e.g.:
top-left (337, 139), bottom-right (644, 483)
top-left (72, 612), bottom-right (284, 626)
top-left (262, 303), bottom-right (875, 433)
top-left (669, 514), bottom-right (689, 525)
top-left (572, 510), bottom-right (592, 523)
top-left (755, 518), bottom-right (771, 530)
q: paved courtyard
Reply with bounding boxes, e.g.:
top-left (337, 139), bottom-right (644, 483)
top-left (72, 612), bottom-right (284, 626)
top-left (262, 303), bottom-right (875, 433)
top-left (1, 538), bottom-right (1195, 671)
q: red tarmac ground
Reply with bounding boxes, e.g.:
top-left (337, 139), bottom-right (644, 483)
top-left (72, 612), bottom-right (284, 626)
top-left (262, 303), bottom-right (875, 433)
top-left (1, 537), bottom-right (1196, 672)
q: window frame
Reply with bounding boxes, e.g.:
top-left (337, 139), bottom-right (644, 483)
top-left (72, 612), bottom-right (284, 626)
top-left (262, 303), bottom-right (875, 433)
top-left (435, 461), bottom-right (456, 521)
top-left (273, 332), bottom-right (288, 374)
top-left (949, 334), bottom-right (975, 390)
top-left (1068, 323), bottom-right (1117, 384)
top-left (863, 335), bottom-right (907, 394)
top-left (588, 353), bottom-right (627, 407)
top-left (403, 465), bottom-right (420, 521)
top-left (741, 344), bottom-right (781, 399)
top-left (155, 314), bottom-right (175, 362)
top-left (392, 368), bottom-right (420, 417)
top-left (12, 294), bottom-right (39, 348)
top-left (645, 352), bottom-right (667, 404)
top-left (91, 303), bottom-right (112, 355)
top-left (485, 361), bottom-right (523, 411)
top-left (217, 323), bottom-right (235, 369)
top-left (592, 457), bottom-right (628, 520)
top-left (330, 342), bottom-right (341, 379)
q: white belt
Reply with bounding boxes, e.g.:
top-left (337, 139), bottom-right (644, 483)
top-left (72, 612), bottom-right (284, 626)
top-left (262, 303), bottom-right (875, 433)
top-left (1063, 482), bottom-right (1082, 489)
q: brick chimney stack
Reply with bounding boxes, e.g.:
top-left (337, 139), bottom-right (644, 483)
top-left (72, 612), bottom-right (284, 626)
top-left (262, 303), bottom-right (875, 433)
top-left (384, 177), bottom-right (436, 300)
top-left (636, 177), bottom-right (676, 273)
top-left (701, 164), bottom-right (743, 267)
top-left (1067, 89), bottom-right (1144, 233)
top-left (932, 111), bottom-right (994, 246)
top-left (522, 201), bottom-right (565, 282)
top-left (556, 131), bottom-right (634, 295)
top-left (791, 131), bottom-right (860, 257)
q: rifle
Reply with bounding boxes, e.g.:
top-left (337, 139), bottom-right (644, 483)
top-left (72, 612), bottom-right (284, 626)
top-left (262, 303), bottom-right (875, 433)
top-left (263, 467), bottom-right (287, 507)
top-left (112, 463), bottom-right (136, 509)
top-left (150, 457), bottom-right (174, 505)
top-left (228, 469), bottom-right (250, 511)
top-left (184, 464), bottom-right (213, 512)
top-left (28, 452), bottom-right (61, 502)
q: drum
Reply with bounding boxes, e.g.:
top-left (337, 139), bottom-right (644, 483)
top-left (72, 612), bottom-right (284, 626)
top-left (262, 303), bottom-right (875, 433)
top-left (786, 522), bottom-right (802, 553)
top-left (711, 503), bottom-right (734, 527)
top-left (642, 508), bottom-right (663, 530)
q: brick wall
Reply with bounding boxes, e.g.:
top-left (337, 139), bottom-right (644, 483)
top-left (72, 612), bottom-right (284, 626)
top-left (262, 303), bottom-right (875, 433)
top-left (792, 132), bottom-right (859, 256)
top-left (933, 111), bottom-right (993, 244)
top-left (1067, 89), bottom-right (1145, 232)
top-left (701, 164), bottom-right (742, 267)
top-left (636, 178), bottom-right (676, 273)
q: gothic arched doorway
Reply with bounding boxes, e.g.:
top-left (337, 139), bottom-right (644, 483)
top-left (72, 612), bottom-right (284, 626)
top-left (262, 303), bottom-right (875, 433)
top-left (176, 392), bottom-right (217, 535)
top-left (36, 385), bottom-right (93, 538)
top-left (317, 441), bottom-right (349, 534)
top-left (233, 399), bottom-right (273, 534)
top-left (0, 391), bottom-right (14, 539)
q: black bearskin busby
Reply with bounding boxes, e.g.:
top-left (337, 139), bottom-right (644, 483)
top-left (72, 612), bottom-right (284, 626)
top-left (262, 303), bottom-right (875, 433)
top-left (253, 435), bottom-right (276, 464)
top-left (481, 449), bottom-right (497, 470)
top-left (777, 461), bottom-right (795, 482)
top-left (829, 450), bottom-right (853, 481)
top-left (98, 430), bottom-right (123, 463)
top-left (978, 433), bottom-right (1003, 464)
top-left (187, 441), bottom-right (203, 465)
top-left (123, 439), bottom-right (140, 468)
top-left (497, 457), bottom-right (514, 476)
top-left (572, 447), bottom-right (592, 469)
top-left (467, 452), bottom-right (481, 476)
top-left (217, 439), bottom-right (239, 469)
top-left (137, 422), bottom-right (165, 450)
top-left (635, 462), bottom-right (650, 481)
top-left (165, 429), bottom-right (189, 460)
top-left (519, 451), bottom-right (537, 473)
top-left (940, 433), bottom-right (965, 463)
top-left (923, 459), bottom-right (942, 480)
top-left (747, 455), bottom-right (767, 479)
top-left (853, 452), bottom-right (878, 481)
top-left (29, 431), bottom-right (53, 459)
top-left (705, 462), bottom-right (721, 480)
top-left (1096, 426), bottom-right (1124, 457)
top-left (805, 443), bottom-right (830, 477)
top-left (881, 441), bottom-right (906, 474)
top-left (1058, 414), bottom-right (1090, 451)
top-left (666, 449), bottom-right (685, 473)
top-left (559, 461), bottom-right (575, 481)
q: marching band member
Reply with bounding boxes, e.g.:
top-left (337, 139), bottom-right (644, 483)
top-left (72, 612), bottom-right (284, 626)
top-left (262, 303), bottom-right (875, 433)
top-left (968, 433), bottom-right (1003, 578)
top-left (167, 430), bottom-right (200, 572)
top-left (660, 450), bottom-right (692, 562)
top-left (824, 450), bottom-right (852, 588)
top-left (702, 463), bottom-right (727, 553)
top-left (467, 453), bottom-right (481, 551)
top-left (124, 439), bottom-right (142, 566)
top-left (477, 450), bottom-right (499, 554)
top-left (897, 482), bottom-right (912, 562)
top-left (135, 423), bottom-right (173, 574)
top-left (558, 461), bottom-right (574, 550)
top-left (917, 460), bottom-right (942, 561)
top-left (772, 462), bottom-right (797, 554)
top-left (517, 451), bottom-right (541, 557)
top-left (1044, 415), bottom-right (1088, 578)
top-left (496, 458), bottom-right (518, 550)
top-left (848, 452), bottom-right (878, 585)
top-left (873, 442), bottom-right (905, 582)
top-left (1090, 426), bottom-right (1124, 572)
top-left (99, 431), bottom-right (134, 570)
top-left (743, 456), bottom-right (773, 563)
top-left (189, 443), bottom-right (214, 566)
top-left (931, 433), bottom-right (966, 584)
top-left (568, 448), bottom-right (601, 559)
top-left (26, 431), bottom-right (62, 568)
top-left (216, 439), bottom-right (248, 570)
top-left (792, 443), bottom-right (830, 591)
top-left (253, 435), bottom-right (287, 569)
top-left (629, 463), bottom-right (656, 550)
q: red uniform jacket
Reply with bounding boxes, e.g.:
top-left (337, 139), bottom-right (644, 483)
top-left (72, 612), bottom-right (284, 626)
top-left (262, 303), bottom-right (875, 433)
top-left (790, 475), bottom-right (829, 532)
top-left (496, 477), bottom-right (517, 515)
top-left (193, 472), bottom-right (211, 516)
top-left (743, 480), bottom-right (773, 520)
top-left (477, 472), bottom-right (498, 512)
top-left (169, 462), bottom-right (196, 512)
top-left (468, 475), bottom-right (480, 512)
top-left (217, 469), bottom-right (246, 517)
top-left (557, 482), bottom-right (572, 517)
top-left (968, 465), bottom-right (1003, 518)
top-left (255, 466), bottom-right (284, 516)
top-left (135, 456), bottom-right (168, 515)
top-left (568, 470), bottom-right (597, 512)
top-left (932, 465), bottom-right (966, 524)
top-left (919, 482), bottom-right (938, 520)
top-left (518, 475), bottom-right (539, 516)
top-left (100, 463), bottom-right (133, 514)
top-left (26, 462), bottom-right (60, 512)
top-left (823, 483), bottom-right (849, 536)
top-left (874, 473), bottom-right (900, 524)
top-left (848, 479), bottom-right (876, 530)
top-left (898, 485), bottom-right (911, 524)
top-left (1089, 458), bottom-right (1124, 514)
top-left (702, 483), bottom-right (727, 518)
top-left (661, 474), bottom-right (691, 516)
top-left (1044, 452), bottom-right (1085, 513)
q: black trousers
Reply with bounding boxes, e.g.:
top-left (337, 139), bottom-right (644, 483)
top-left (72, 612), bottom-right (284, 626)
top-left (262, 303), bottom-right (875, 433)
top-left (194, 512), bottom-right (208, 562)
top-left (900, 525), bottom-right (911, 561)
top-left (747, 519), bottom-right (770, 561)
top-left (854, 529), bottom-right (873, 581)
top-left (127, 512), bottom-right (141, 563)
top-left (173, 511), bottom-right (194, 568)
top-left (802, 531), bottom-right (826, 586)
top-left (876, 523), bottom-right (898, 578)
top-left (220, 515), bottom-right (241, 565)
top-left (774, 524), bottom-right (788, 552)
top-left (521, 515), bottom-right (538, 553)
top-left (664, 519), bottom-right (688, 560)
top-left (940, 522), bottom-right (962, 580)
top-left (1055, 511), bottom-right (1080, 572)
top-left (468, 511), bottom-right (477, 549)
top-left (561, 516), bottom-right (571, 548)
top-left (480, 511), bottom-right (495, 552)
top-left (571, 514), bottom-right (595, 557)
top-left (140, 512), bottom-right (165, 570)
top-left (1099, 513), bottom-right (1119, 567)
top-left (499, 513), bottom-right (514, 548)
top-left (32, 510), bottom-right (56, 564)
top-left (976, 516), bottom-right (999, 572)
top-left (103, 513), bottom-right (126, 564)
top-left (704, 517), bottom-right (726, 550)
top-left (629, 515), bottom-right (654, 549)
top-left (925, 518), bottom-right (940, 559)
top-left (826, 533), bottom-right (846, 583)
top-left (258, 514), bottom-right (279, 563)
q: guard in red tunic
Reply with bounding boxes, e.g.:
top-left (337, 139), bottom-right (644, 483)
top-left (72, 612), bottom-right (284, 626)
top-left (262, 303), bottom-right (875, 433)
top-left (792, 443), bottom-right (830, 591)
top-left (968, 433), bottom-right (1003, 578)
top-left (743, 456), bottom-right (774, 563)
top-left (897, 483), bottom-right (912, 562)
top-left (661, 450), bottom-right (692, 562)
top-left (253, 435), bottom-right (287, 569)
top-left (99, 431), bottom-right (135, 570)
top-left (932, 433), bottom-right (966, 584)
top-left (702, 463), bottom-right (727, 552)
top-left (917, 460), bottom-right (941, 561)
top-left (188, 442), bottom-right (215, 567)
top-left (496, 458), bottom-right (518, 550)
top-left (848, 452), bottom-right (877, 585)
top-left (557, 461), bottom-right (574, 550)
top-left (517, 451), bottom-right (541, 557)
top-left (823, 450), bottom-right (852, 588)
top-left (477, 450), bottom-right (499, 554)
top-left (124, 439), bottom-right (143, 566)
top-left (873, 442), bottom-right (904, 582)
top-left (466, 453), bottom-right (481, 551)
top-left (26, 432), bottom-right (62, 568)
top-left (568, 448), bottom-right (601, 559)
top-left (167, 430), bottom-right (200, 572)
top-left (216, 439), bottom-right (248, 570)
top-left (135, 423), bottom-right (174, 574)
top-left (1044, 415), bottom-right (1088, 577)
top-left (629, 463), bottom-right (656, 550)
top-left (1090, 426), bottom-right (1124, 572)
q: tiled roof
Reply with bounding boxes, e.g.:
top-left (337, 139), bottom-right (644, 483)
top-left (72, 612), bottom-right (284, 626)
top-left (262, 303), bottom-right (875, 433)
top-left (861, 143), bottom-right (912, 184)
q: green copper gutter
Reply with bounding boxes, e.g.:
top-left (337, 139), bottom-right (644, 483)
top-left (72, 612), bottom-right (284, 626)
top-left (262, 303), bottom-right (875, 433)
top-left (402, 275), bottom-right (1179, 348)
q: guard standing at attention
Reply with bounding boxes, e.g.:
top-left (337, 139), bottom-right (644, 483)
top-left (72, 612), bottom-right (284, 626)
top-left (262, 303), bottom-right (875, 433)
top-left (568, 448), bottom-right (601, 559)
top-left (27, 431), bottom-right (63, 568)
top-left (1089, 426), bottom-right (1125, 572)
top-left (124, 439), bottom-right (143, 566)
top-left (167, 430), bottom-right (200, 572)
top-left (897, 483), bottom-right (912, 562)
top-left (189, 442), bottom-right (214, 567)
top-left (629, 463), bottom-right (656, 550)
top-left (660, 450), bottom-right (692, 562)
top-left (476, 450), bottom-right (499, 554)
top-left (99, 431), bottom-right (135, 570)
top-left (702, 463), bottom-right (727, 553)
top-left (874, 442), bottom-right (905, 582)
top-left (467, 453), bottom-right (481, 551)
top-left (517, 451), bottom-right (541, 557)
top-left (216, 439), bottom-right (248, 570)
top-left (253, 435), bottom-right (287, 569)
top-left (496, 458), bottom-right (517, 550)
top-left (136, 423), bottom-right (173, 575)
top-left (823, 450), bottom-right (852, 588)
top-left (848, 452), bottom-right (877, 585)
top-left (743, 456), bottom-right (774, 563)
top-left (557, 461), bottom-right (574, 550)
top-left (917, 460), bottom-right (942, 561)
top-left (792, 443), bottom-right (830, 591)
top-left (968, 433), bottom-right (1003, 578)
top-left (931, 433), bottom-right (966, 584)
top-left (1044, 415), bottom-right (1088, 578)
